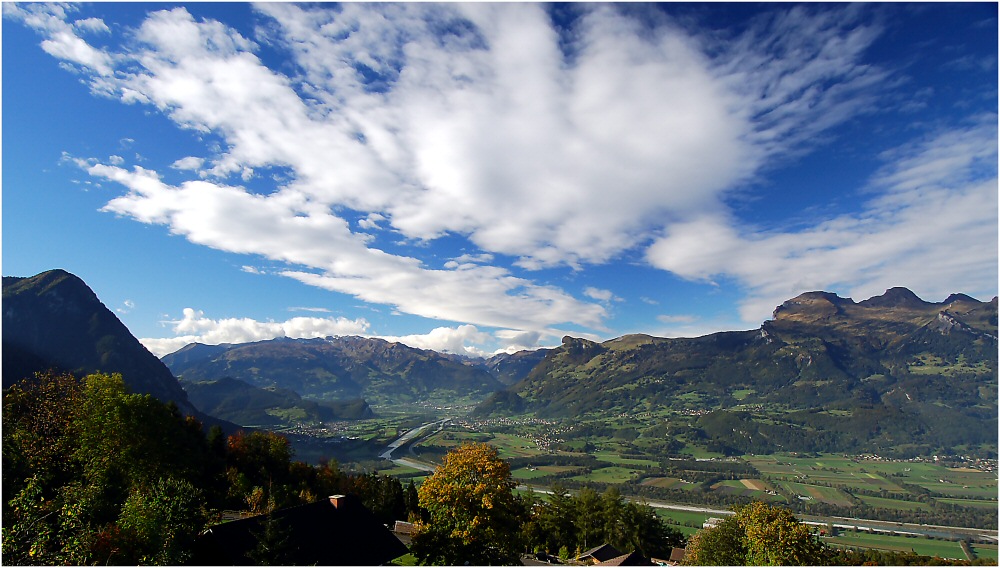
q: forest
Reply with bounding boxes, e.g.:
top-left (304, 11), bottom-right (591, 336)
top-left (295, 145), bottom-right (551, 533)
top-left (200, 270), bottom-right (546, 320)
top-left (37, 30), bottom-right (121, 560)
top-left (1, 371), bottom-right (681, 565)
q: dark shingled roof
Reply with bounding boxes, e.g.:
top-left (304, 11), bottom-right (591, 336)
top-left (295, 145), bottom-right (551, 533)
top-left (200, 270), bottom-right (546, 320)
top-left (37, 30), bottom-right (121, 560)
top-left (192, 494), bottom-right (408, 565)
top-left (596, 551), bottom-right (656, 566)
top-left (578, 543), bottom-right (624, 563)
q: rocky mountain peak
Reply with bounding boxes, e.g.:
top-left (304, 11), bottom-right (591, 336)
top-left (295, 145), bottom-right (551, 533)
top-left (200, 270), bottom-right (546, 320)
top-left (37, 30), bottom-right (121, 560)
top-left (771, 291), bottom-right (852, 321)
top-left (858, 286), bottom-right (928, 309)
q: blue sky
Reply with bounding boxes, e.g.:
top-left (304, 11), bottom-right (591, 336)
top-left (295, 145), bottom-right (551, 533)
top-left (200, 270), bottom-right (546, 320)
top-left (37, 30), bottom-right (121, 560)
top-left (3, 3), bottom-right (997, 357)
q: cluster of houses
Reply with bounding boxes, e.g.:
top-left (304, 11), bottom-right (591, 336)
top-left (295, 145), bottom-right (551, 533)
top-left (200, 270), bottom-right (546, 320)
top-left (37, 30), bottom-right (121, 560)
top-left (557, 543), bottom-right (688, 567)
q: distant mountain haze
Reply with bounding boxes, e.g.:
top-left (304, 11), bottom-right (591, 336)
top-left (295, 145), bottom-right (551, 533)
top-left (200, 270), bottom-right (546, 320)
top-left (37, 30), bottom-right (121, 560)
top-left (162, 335), bottom-right (505, 405)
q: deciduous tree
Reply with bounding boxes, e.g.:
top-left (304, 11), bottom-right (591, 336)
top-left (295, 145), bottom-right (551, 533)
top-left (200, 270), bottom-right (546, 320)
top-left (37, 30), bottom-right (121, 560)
top-left (411, 442), bottom-right (524, 565)
top-left (683, 501), bottom-right (830, 566)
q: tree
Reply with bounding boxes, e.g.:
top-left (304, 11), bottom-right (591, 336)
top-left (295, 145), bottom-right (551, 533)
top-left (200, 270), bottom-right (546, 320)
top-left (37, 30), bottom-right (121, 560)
top-left (737, 501), bottom-right (828, 565)
top-left (683, 516), bottom-right (747, 566)
top-left (117, 477), bottom-right (207, 564)
top-left (2, 372), bottom-right (217, 565)
top-left (410, 443), bottom-right (524, 565)
top-left (683, 502), bottom-right (830, 566)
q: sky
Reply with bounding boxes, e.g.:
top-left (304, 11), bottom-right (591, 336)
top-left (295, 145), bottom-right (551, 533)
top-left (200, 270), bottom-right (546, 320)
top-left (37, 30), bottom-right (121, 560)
top-left (3, 2), bottom-right (997, 358)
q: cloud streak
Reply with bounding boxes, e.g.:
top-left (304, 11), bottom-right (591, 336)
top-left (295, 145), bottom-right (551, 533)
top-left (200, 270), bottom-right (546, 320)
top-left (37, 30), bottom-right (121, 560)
top-left (647, 117), bottom-right (998, 323)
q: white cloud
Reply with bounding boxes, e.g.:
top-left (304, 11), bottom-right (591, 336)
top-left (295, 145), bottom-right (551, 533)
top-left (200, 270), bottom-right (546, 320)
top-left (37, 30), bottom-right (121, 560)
top-left (116, 299), bottom-right (136, 314)
top-left (358, 213), bottom-right (386, 230)
top-left (5, 4), bottom-right (115, 76)
top-left (16, 3), bottom-right (988, 343)
top-left (74, 17), bottom-right (110, 35)
top-left (288, 306), bottom-right (332, 313)
top-left (382, 324), bottom-right (492, 357)
top-left (583, 287), bottom-right (621, 303)
top-left (139, 307), bottom-right (371, 357)
top-left (647, 118), bottom-right (998, 324)
top-left (172, 156), bottom-right (205, 171)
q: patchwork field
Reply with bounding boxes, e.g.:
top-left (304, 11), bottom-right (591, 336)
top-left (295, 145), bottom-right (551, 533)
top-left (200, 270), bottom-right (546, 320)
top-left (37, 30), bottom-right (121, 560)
top-left (776, 480), bottom-right (855, 507)
top-left (824, 532), bottom-right (967, 560)
top-left (571, 466), bottom-right (643, 483)
top-left (640, 477), bottom-right (701, 491)
top-left (855, 495), bottom-right (932, 511)
top-left (513, 465), bottom-right (582, 480)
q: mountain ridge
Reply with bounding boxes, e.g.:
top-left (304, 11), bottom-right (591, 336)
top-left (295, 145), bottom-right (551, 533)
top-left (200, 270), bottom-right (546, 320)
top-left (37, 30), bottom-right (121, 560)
top-left (2, 269), bottom-right (196, 414)
top-left (162, 335), bottom-right (505, 405)
top-left (475, 287), bottom-right (997, 457)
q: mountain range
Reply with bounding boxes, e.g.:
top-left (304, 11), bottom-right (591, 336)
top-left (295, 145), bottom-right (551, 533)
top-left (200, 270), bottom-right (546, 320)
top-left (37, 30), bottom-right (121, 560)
top-left (4, 269), bottom-right (996, 456)
top-left (475, 287), bottom-right (997, 455)
top-left (162, 335), bottom-right (505, 406)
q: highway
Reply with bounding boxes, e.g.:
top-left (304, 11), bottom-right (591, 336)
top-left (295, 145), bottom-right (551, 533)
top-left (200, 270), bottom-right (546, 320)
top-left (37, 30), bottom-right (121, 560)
top-left (379, 418), bottom-right (449, 471)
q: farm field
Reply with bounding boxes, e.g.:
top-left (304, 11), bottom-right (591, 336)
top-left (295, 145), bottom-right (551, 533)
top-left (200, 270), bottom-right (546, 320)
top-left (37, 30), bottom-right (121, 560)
top-left (746, 454), bottom-right (997, 502)
top-left (391, 415), bottom-right (997, 533)
top-left (824, 531), bottom-right (967, 559)
top-left (640, 477), bottom-right (700, 491)
top-left (710, 479), bottom-right (785, 502)
top-left (936, 497), bottom-right (1000, 509)
top-left (970, 543), bottom-right (999, 561)
top-left (571, 466), bottom-right (643, 483)
top-left (512, 465), bottom-right (581, 480)
top-left (777, 480), bottom-right (855, 507)
top-left (855, 495), bottom-right (932, 511)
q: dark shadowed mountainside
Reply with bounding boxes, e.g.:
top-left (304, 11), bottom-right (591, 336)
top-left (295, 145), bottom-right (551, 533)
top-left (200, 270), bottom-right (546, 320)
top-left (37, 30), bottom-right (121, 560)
top-left (181, 376), bottom-right (373, 427)
top-left (476, 288), bottom-right (998, 456)
top-left (163, 336), bottom-right (504, 405)
top-left (2, 269), bottom-right (197, 414)
top-left (484, 348), bottom-right (553, 385)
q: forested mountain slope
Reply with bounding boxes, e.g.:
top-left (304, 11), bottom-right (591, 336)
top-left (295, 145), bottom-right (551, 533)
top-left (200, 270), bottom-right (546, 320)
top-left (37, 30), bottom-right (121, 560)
top-left (2, 269), bottom-right (196, 413)
top-left (163, 336), bottom-right (504, 405)
top-left (477, 288), bottom-right (997, 456)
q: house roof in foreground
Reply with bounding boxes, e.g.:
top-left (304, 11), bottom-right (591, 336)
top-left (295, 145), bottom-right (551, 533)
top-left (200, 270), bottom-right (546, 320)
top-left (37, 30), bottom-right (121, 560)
top-left (192, 494), bottom-right (408, 566)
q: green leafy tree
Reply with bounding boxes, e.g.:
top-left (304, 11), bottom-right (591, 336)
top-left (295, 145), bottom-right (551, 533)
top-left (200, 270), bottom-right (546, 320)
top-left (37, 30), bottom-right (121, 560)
top-left (410, 443), bottom-right (524, 565)
top-left (683, 502), bottom-right (830, 566)
top-left (575, 486), bottom-right (603, 551)
top-left (2, 372), bottom-right (216, 564)
top-left (225, 430), bottom-right (295, 510)
top-left (117, 477), bottom-right (207, 564)
top-left (683, 516), bottom-right (747, 565)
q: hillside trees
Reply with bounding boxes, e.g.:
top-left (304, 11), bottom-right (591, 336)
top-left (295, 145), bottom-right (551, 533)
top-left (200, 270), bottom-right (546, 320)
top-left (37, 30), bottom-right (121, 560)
top-left (3, 371), bottom-right (423, 565)
top-left (522, 483), bottom-right (684, 560)
top-left (683, 501), bottom-right (830, 566)
top-left (2, 372), bottom-right (221, 564)
top-left (410, 442), bottom-right (525, 565)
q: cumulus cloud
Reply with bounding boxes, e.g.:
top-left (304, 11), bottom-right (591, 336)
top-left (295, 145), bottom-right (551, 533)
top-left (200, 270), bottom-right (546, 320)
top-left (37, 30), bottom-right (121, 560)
top-left (583, 287), bottom-right (622, 303)
top-left (74, 17), bottom-right (110, 35)
top-left (382, 325), bottom-right (493, 357)
top-left (139, 308), bottom-right (371, 356)
top-left (5, 4), bottom-right (115, 76)
top-left (172, 156), bottom-right (205, 171)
